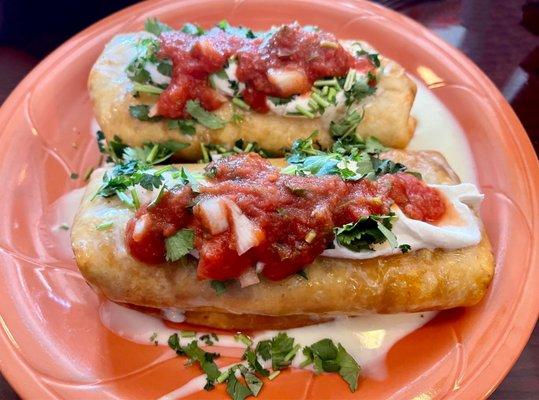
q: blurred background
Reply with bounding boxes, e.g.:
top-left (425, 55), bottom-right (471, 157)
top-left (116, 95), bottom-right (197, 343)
top-left (0, 0), bottom-right (537, 398)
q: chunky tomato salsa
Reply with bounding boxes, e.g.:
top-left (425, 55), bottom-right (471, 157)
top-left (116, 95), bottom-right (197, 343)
top-left (156, 23), bottom-right (375, 116)
top-left (126, 154), bottom-right (445, 281)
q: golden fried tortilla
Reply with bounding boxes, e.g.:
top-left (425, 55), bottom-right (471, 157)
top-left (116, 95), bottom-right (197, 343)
top-left (71, 151), bottom-right (494, 329)
top-left (89, 33), bottom-right (416, 161)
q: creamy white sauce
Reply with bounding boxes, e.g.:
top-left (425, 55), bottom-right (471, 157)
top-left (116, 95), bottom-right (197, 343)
top-left (38, 187), bottom-right (86, 261)
top-left (323, 183), bottom-right (483, 260)
top-left (158, 362), bottom-right (246, 400)
top-left (408, 80), bottom-right (477, 184)
top-left (99, 300), bottom-right (436, 399)
top-left (100, 301), bottom-right (240, 348)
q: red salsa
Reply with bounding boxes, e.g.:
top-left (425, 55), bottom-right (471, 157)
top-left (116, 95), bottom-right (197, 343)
top-left (126, 154), bottom-right (446, 281)
top-left (156, 23), bottom-right (376, 117)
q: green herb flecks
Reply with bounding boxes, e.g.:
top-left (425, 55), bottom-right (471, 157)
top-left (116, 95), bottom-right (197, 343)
top-left (144, 18), bottom-right (172, 36)
top-left (181, 22), bottom-right (205, 36)
top-left (186, 100), bottom-right (226, 129)
top-left (167, 118), bottom-right (196, 136)
top-left (335, 213), bottom-right (397, 252)
top-left (210, 280), bottom-right (228, 295)
top-left (399, 244), bottom-right (411, 253)
top-left (284, 131), bottom-right (405, 182)
top-left (166, 329), bottom-right (362, 399)
top-left (302, 339), bottom-right (361, 391)
top-left (165, 229), bottom-right (195, 262)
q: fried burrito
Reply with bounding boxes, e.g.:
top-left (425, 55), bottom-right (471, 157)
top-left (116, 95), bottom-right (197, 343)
top-left (72, 142), bottom-right (494, 330)
top-left (89, 21), bottom-right (416, 161)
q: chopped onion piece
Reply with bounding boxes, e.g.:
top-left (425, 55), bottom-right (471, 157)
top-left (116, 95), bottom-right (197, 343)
top-left (148, 104), bottom-right (159, 117)
top-left (255, 262), bottom-right (265, 274)
top-left (195, 197), bottom-right (229, 234)
top-left (223, 198), bottom-right (264, 255)
top-left (267, 68), bottom-right (310, 97)
top-left (239, 268), bottom-right (260, 288)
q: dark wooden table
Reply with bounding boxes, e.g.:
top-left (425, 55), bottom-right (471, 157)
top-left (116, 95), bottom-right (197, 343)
top-left (0, 0), bottom-right (537, 398)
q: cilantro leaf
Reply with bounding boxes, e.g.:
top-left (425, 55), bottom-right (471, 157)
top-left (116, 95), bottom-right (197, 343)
top-left (168, 119), bottom-right (196, 135)
top-left (144, 18), bottom-right (172, 36)
top-left (302, 340), bottom-right (361, 392)
top-left (226, 371), bottom-right (252, 400)
top-left (243, 348), bottom-right (270, 377)
top-left (139, 173), bottom-right (164, 191)
top-left (310, 338), bottom-right (338, 361)
top-left (285, 132), bottom-right (404, 182)
top-left (399, 243), bottom-right (411, 253)
top-left (96, 160), bottom-right (162, 197)
top-left (335, 214), bottom-right (397, 252)
top-left (126, 38), bottom-right (160, 85)
top-left (123, 141), bottom-right (188, 164)
top-left (157, 61), bottom-right (173, 77)
top-left (210, 280), bottom-right (227, 295)
top-left (181, 23), bottom-right (205, 36)
top-left (186, 100), bottom-right (226, 129)
top-left (255, 340), bottom-right (271, 361)
top-left (178, 167), bottom-right (201, 192)
top-left (336, 344), bottom-right (361, 392)
top-left (368, 53), bottom-right (381, 68)
top-left (165, 229), bottom-right (195, 262)
top-left (129, 104), bottom-right (159, 121)
top-left (329, 108), bottom-right (364, 140)
top-left (267, 333), bottom-right (296, 370)
top-left (216, 20), bottom-right (259, 39)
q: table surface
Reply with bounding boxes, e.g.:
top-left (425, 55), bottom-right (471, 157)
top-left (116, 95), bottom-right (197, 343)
top-left (0, 0), bottom-right (537, 398)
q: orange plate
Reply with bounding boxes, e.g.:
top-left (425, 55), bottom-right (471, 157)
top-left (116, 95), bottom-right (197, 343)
top-left (0, 0), bottom-right (537, 399)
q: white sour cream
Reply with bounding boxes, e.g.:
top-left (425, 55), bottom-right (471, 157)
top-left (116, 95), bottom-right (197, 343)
top-left (211, 58), bottom-right (245, 97)
top-left (323, 183), bottom-right (483, 260)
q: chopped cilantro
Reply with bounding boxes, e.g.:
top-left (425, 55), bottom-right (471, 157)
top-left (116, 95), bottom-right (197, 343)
top-left (285, 132), bottom-right (404, 182)
top-left (123, 141), bottom-right (188, 164)
top-left (144, 18), bottom-right (172, 36)
top-left (165, 229), bottom-right (195, 262)
top-left (126, 38), bottom-right (161, 85)
top-left (234, 333), bottom-right (253, 347)
top-left (166, 330), bottom-right (362, 398)
top-left (243, 369), bottom-right (263, 396)
top-left (168, 118), bottom-right (196, 135)
top-left (226, 369), bottom-right (252, 400)
top-left (210, 280), bottom-right (227, 295)
top-left (129, 104), bottom-right (159, 121)
top-left (186, 100), bottom-right (226, 129)
top-left (177, 167), bottom-right (201, 192)
top-left (336, 344), bottom-right (361, 391)
top-left (243, 348), bottom-right (270, 377)
top-left (96, 221), bottom-right (114, 231)
top-left (335, 214), bottom-right (397, 252)
top-left (96, 161), bottom-right (161, 197)
top-left (216, 20), bottom-right (258, 39)
top-left (330, 108), bottom-right (364, 140)
top-left (256, 332), bottom-right (297, 371)
top-left (302, 339), bottom-right (360, 391)
top-left (368, 53), bottom-right (381, 68)
top-left (157, 61), bottom-right (172, 77)
top-left (181, 23), bottom-right (205, 36)
top-left (70, 172), bottom-right (79, 179)
top-left (399, 244), bottom-right (411, 253)
top-left (296, 270), bottom-right (308, 280)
